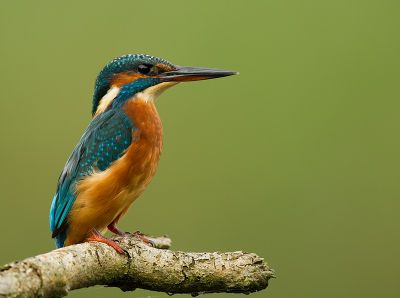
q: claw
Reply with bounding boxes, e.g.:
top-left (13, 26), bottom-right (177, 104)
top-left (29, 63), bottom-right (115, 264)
top-left (136, 234), bottom-right (155, 247)
top-left (122, 248), bottom-right (131, 258)
top-left (148, 239), bottom-right (156, 247)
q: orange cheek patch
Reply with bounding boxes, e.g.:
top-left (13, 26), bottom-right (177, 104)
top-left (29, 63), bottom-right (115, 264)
top-left (155, 63), bottom-right (176, 72)
top-left (110, 72), bottom-right (146, 87)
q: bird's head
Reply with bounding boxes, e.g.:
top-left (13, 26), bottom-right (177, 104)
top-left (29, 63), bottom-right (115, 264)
top-left (92, 54), bottom-right (238, 117)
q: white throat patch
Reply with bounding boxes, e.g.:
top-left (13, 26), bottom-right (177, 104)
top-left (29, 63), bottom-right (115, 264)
top-left (94, 86), bottom-right (120, 117)
top-left (135, 82), bottom-right (179, 103)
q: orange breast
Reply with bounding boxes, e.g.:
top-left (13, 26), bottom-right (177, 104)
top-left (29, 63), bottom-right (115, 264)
top-left (65, 100), bottom-right (163, 246)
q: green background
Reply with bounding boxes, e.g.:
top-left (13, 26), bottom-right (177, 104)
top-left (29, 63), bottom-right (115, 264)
top-left (1, 1), bottom-right (399, 297)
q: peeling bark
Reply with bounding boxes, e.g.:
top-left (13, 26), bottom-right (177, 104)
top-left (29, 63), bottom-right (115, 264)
top-left (0, 234), bottom-right (275, 297)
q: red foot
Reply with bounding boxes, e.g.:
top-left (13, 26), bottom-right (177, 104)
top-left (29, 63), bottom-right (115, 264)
top-left (131, 231), bottom-right (156, 247)
top-left (86, 228), bottom-right (128, 254)
top-left (107, 223), bottom-right (155, 247)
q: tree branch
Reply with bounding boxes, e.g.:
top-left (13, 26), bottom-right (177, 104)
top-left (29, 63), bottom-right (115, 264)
top-left (0, 234), bottom-right (275, 297)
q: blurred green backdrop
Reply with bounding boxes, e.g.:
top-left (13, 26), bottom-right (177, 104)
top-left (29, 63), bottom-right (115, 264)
top-left (1, 1), bottom-right (399, 297)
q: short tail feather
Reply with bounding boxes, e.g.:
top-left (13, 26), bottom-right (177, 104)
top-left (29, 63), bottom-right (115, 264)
top-left (54, 230), bottom-right (67, 248)
top-left (50, 193), bottom-right (66, 248)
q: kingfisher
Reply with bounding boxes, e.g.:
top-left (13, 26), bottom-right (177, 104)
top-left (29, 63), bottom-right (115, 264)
top-left (49, 54), bottom-right (238, 253)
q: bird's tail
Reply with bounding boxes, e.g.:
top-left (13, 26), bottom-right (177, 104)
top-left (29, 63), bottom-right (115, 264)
top-left (50, 193), bottom-right (66, 248)
top-left (54, 231), bottom-right (67, 248)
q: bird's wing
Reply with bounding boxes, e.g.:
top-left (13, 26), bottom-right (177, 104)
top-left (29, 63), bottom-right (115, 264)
top-left (50, 109), bottom-right (134, 239)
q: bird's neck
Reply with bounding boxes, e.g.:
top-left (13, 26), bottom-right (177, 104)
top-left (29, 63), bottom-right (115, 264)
top-left (123, 99), bottom-right (163, 148)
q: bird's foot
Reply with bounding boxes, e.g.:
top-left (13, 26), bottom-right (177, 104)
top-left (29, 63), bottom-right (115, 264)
top-left (86, 229), bottom-right (129, 256)
top-left (131, 230), bottom-right (156, 247)
top-left (107, 223), bottom-right (155, 247)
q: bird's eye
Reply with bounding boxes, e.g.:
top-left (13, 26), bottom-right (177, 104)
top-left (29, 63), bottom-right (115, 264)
top-left (137, 64), bottom-right (151, 75)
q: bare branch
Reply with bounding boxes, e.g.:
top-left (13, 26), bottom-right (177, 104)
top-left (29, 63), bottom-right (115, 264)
top-left (0, 234), bottom-right (275, 297)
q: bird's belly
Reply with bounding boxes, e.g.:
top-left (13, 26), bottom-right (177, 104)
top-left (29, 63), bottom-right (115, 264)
top-left (66, 139), bottom-right (162, 245)
top-left (111, 150), bottom-right (161, 223)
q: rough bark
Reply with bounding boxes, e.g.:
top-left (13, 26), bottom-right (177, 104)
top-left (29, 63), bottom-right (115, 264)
top-left (0, 234), bottom-right (275, 297)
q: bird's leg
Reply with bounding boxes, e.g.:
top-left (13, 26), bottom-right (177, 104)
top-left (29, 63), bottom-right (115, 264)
top-left (108, 222), bottom-right (155, 247)
top-left (107, 222), bottom-right (126, 236)
top-left (86, 228), bottom-right (128, 255)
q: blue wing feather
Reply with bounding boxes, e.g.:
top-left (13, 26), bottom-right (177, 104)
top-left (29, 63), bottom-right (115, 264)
top-left (50, 109), bottom-right (134, 247)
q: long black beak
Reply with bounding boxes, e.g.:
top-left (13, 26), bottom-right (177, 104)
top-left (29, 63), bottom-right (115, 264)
top-left (159, 66), bottom-right (239, 82)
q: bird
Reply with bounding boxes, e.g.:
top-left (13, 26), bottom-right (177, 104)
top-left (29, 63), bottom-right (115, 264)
top-left (49, 54), bottom-right (238, 253)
